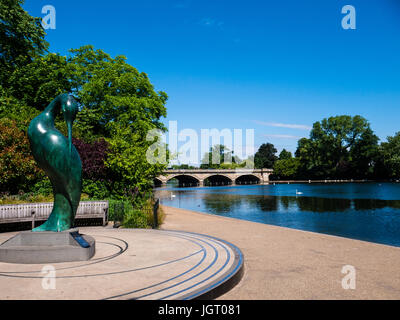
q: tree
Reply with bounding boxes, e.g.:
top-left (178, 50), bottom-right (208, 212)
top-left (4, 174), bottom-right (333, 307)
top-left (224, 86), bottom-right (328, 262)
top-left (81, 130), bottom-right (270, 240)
top-left (279, 149), bottom-right (292, 160)
top-left (0, 85), bottom-right (39, 131)
top-left (273, 158), bottom-right (300, 180)
top-left (254, 143), bottom-right (277, 169)
top-left (381, 132), bottom-right (400, 178)
top-left (200, 144), bottom-right (235, 169)
top-left (8, 53), bottom-right (72, 110)
top-left (295, 115), bottom-right (379, 179)
top-left (65, 46), bottom-right (168, 199)
top-left (0, 4), bottom-right (169, 201)
top-left (349, 127), bottom-right (380, 178)
top-left (0, 0), bottom-right (48, 88)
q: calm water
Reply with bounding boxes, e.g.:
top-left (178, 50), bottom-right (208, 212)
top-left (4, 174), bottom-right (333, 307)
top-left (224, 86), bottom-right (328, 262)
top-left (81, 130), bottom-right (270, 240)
top-left (156, 183), bottom-right (400, 247)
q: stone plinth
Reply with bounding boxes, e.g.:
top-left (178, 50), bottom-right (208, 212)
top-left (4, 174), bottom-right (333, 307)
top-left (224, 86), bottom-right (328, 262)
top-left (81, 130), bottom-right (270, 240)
top-left (0, 229), bottom-right (95, 264)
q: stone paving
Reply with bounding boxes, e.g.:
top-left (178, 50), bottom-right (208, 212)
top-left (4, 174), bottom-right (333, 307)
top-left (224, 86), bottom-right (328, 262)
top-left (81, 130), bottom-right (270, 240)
top-left (0, 228), bottom-right (243, 300)
top-left (160, 205), bottom-right (400, 299)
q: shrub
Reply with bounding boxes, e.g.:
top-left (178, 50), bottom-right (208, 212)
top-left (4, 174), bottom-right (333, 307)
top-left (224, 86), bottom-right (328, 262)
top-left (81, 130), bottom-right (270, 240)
top-left (82, 179), bottom-right (110, 199)
top-left (72, 138), bottom-right (110, 181)
top-left (0, 118), bottom-right (43, 193)
top-left (107, 198), bottom-right (164, 229)
top-left (122, 209), bottom-right (149, 229)
top-left (31, 178), bottom-right (52, 196)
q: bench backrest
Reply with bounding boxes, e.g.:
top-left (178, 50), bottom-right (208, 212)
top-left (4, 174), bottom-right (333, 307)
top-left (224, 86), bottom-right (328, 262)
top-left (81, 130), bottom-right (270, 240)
top-left (0, 201), bottom-right (109, 222)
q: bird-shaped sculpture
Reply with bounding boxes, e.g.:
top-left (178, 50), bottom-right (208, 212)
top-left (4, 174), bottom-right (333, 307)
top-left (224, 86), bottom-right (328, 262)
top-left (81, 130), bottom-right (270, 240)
top-left (28, 93), bottom-right (82, 232)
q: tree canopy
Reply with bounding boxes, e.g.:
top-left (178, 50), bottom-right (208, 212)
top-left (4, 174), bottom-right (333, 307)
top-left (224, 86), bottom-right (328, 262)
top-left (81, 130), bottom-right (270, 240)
top-left (381, 132), bottom-right (400, 178)
top-left (0, 3), bottom-right (168, 202)
top-left (279, 149), bottom-right (292, 160)
top-left (254, 143), bottom-right (278, 169)
top-left (0, 0), bottom-right (48, 87)
top-left (295, 115), bottom-right (379, 179)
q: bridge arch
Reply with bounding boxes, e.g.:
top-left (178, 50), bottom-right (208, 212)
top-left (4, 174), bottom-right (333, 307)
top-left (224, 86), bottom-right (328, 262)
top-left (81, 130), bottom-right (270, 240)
top-left (153, 178), bottom-right (163, 188)
top-left (235, 174), bottom-right (260, 185)
top-left (204, 174), bottom-right (233, 186)
top-left (166, 174), bottom-right (200, 187)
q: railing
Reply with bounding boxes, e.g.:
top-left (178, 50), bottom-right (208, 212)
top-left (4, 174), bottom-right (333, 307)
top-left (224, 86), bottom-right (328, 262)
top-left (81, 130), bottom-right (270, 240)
top-left (162, 168), bottom-right (273, 174)
top-left (153, 198), bottom-right (160, 229)
top-left (0, 201), bottom-right (109, 229)
top-left (110, 198), bottom-right (161, 229)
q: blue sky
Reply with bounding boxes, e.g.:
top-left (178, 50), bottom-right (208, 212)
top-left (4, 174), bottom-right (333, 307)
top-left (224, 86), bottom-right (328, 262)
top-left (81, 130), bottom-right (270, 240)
top-left (24, 0), bottom-right (400, 161)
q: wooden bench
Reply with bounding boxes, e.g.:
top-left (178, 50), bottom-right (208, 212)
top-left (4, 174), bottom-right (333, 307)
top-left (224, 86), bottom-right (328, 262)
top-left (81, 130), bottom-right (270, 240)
top-left (0, 201), bottom-right (109, 229)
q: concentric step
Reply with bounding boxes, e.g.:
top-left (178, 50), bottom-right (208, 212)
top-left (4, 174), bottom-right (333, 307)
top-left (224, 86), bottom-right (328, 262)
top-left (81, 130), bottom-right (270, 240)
top-left (0, 228), bottom-right (244, 300)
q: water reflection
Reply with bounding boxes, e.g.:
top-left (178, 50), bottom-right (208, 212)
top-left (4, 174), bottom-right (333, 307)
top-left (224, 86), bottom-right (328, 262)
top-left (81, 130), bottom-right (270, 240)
top-left (201, 193), bottom-right (243, 213)
top-left (200, 193), bottom-right (400, 214)
top-left (156, 183), bottom-right (400, 246)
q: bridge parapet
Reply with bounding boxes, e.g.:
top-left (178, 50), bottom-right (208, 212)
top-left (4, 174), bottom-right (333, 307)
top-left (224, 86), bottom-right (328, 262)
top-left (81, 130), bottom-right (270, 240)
top-left (156, 168), bottom-right (273, 186)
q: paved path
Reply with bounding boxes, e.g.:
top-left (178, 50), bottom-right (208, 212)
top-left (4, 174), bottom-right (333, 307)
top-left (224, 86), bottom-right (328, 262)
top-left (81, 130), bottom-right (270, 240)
top-left (160, 205), bottom-right (400, 299)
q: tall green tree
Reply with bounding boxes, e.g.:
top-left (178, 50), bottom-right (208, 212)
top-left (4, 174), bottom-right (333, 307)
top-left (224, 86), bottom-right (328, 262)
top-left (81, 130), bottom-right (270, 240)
top-left (273, 158), bottom-right (300, 180)
top-left (279, 149), bottom-right (292, 160)
top-left (0, 3), bottom-right (169, 201)
top-left (381, 132), bottom-right (400, 178)
top-left (349, 127), bottom-right (380, 178)
top-left (295, 115), bottom-right (379, 179)
top-left (65, 46), bottom-right (168, 199)
top-left (254, 143), bottom-right (277, 169)
top-left (8, 53), bottom-right (71, 110)
top-left (0, 0), bottom-right (48, 88)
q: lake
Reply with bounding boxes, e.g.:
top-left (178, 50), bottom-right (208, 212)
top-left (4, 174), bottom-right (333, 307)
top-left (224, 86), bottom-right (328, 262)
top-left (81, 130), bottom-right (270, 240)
top-left (156, 183), bottom-right (400, 247)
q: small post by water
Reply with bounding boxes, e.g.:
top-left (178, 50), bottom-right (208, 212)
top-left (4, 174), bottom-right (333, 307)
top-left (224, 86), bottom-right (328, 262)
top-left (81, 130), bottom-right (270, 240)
top-left (153, 198), bottom-right (160, 229)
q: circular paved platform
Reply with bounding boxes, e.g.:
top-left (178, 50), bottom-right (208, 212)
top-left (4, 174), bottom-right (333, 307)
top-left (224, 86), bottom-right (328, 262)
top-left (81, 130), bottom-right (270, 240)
top-left (0, 228), bottom-right (243, 300)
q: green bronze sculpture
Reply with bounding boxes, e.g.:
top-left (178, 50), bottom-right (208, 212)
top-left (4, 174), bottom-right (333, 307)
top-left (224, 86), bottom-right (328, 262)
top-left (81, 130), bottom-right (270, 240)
top-left (28, 93), bottom-right (82, 232)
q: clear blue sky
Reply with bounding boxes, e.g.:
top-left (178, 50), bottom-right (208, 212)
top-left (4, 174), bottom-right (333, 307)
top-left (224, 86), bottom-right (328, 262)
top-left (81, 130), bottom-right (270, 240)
top-left (24, 0), bottom-right (400, 160)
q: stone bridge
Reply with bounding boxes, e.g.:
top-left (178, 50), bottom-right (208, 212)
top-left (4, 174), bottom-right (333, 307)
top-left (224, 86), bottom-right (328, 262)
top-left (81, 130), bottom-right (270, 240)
top-left (155, 168), bottom-right (273, 187)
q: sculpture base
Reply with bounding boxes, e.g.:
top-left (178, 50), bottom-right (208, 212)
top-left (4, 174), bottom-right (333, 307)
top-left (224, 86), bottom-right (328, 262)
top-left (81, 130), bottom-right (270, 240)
top-left (0, 228), bottom-right (95, 264)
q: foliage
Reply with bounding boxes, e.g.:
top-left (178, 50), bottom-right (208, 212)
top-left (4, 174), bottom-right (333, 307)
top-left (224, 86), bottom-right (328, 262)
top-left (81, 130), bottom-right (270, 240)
top-left (0, 191), bottom-right (89, 205)
top-left (67, 46), bottom-right (167, 140)
top-left (295, 115), bottom-right (379, 179)
top-left (107, 199), bottom-right (132, 221)
top-left (171, 164), bottom-right (197, 169)
top-left (254, 143), bottom-right (278, 169)
top-left (0, 192), bottom-right (53, 205)
top-left (122, 209), bottom-right (149, 229)
top-left (200, 144), bottom-right (235, 169)
top-left (0, 118), bottom-right (43, 193)
top-left (82, 179), bottom-right (110, 200)
top-left (65, 46), bottom-right (168, 198)
top-left (381, 132), bottom-right (400, 178)
top-left (0, 86), bottom-right (39, 131)
top-left (349, 127), bottom-right (380, 178)
top-left (0, 0), bottom-right (48, 87)
top-left (8, 53), bottom-right (71, 110)
top-left (108, 198), bottom-right (164, 229)
top-left (279, 149), bottom-right (292, 160)
top-left (273, 158), bottom-right (300, 179)
top-left (72, 137), bottom-right (110, 181)
top-left (0, 45), bottom-right (168, 201)
top-left (31, 177), bottom-right (52, 196)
